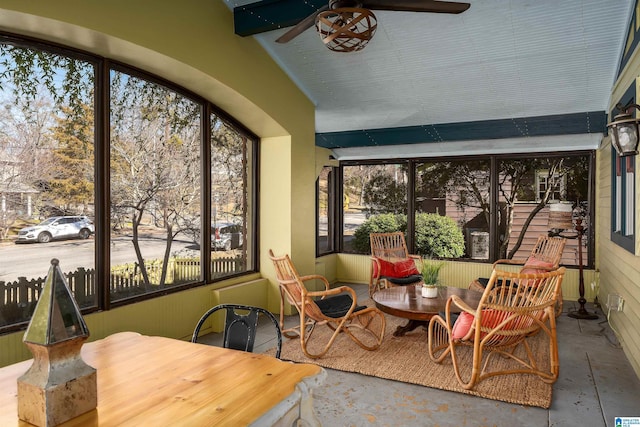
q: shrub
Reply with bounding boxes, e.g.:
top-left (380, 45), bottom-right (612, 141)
top-left (352, 213), bottom-right (465, 257)
top-left (414, 213), bottom-right (465, 258)
top-left (352, 213), bottom-right (406, 253)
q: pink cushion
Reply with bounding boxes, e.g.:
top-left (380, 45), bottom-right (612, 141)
top-left (373, 257), bottom-right (420, 278)
top-left (451, 311), bottom-right (475, 339)
top-left (520, 256), bottom-right (554, 275)
top-left (450, 309), bottom-right (516, 340)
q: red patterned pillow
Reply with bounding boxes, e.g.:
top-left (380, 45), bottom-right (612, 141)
top-left (373, 257), bottom-right (419, 278)
top-left (373, 257), bottom-right (396, 277)
top-left (393, 258), bottom-right (420, 277)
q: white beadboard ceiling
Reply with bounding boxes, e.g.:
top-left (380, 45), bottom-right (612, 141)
top-left (224, 0), bottom-right (633, 158)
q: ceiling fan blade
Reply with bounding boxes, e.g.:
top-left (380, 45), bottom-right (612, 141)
top-left (276, 5), bottom-right (330, 43)
top-left (362, 0), bottom-right (470, 14)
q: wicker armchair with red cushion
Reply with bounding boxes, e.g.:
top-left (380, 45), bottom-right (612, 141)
top-left (469, 235), bottom-right (566, 316)
top-left (369, 232), bottom-right (422, 296)
top-left (429, 267), bottom-right (566, 390)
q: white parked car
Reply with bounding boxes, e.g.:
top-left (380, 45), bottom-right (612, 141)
top-left (17, 216), bottom-right (95, 243)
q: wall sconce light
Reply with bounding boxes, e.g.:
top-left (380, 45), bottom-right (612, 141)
top-left (606, 102), bottom-right (640, 157)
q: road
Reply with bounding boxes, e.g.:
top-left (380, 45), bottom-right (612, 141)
top-left (2, 212), bottom-right (367, 283)
top-left (0, 235), bottom-right (194, 283)
top-left (318, 212), bottom-right (366, 234)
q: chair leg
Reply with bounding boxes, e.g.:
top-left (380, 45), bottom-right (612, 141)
top-left (428, 315), bottom-right (481, 390)
top-left (279, 291), bottom-right (302, 339)
top-left (298, 308), bottom-right (386, 358)
top-left (300, 317), bottom-right (347, 359)
top-left (343, 308), bottom-right (386, 351)
top-left (554, 287), bottom-right (563, 317)
top-left (369, 278), bottom-right (387, 297)
top-left (427, 315), bottom-right (452, 363)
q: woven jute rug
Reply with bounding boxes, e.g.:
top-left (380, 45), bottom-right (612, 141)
top-left (274, 314), bottom-right (553, 409)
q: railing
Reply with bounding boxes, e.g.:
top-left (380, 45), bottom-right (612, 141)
top-left (0, 256), bottom-right (243, 327)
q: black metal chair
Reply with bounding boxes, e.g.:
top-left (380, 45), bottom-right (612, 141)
top-left (191, 304), bottom-right (282, 359)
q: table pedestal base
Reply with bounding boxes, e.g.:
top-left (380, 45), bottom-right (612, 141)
top-left (393, 320), bottom-right (428, 337)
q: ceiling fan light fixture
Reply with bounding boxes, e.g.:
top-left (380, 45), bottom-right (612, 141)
top-left (316, 7), bottom-right (377, 53)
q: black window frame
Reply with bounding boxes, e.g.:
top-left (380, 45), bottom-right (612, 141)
top-left (336, 151), bottom-right (595, 269)
top-left (316, 166), bottom-right (338, 256)
top-left (0, 31), bottom-right (260, 334)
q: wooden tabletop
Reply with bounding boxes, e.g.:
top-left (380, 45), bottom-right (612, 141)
top-left (373, 285), bottom-right (482, 321)
top-left (0, 332), bottom-right (323, 426)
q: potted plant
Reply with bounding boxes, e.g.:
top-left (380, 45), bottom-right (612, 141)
top-left (421, 258), bottom-right (444, 298)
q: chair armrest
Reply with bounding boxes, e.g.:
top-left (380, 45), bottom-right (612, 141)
top-left (492, 258), bottom-right (528, 270)
top-left (298, 274), bottom-right (331, 291)
top-left (307, 285), bottom-right (356, 300)
top-left (449, 295), bottom-right (477, 316)
top-left (436, 295), bottom-right (477, 331)
top-left (370, 257), bottom-right (381, 279)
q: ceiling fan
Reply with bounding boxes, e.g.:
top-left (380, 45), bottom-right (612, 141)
top-left (276, 0), bottom-right (470, 52)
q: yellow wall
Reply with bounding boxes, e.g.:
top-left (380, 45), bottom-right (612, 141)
top-left (0, 274), bottom-right (266, 367)
top-left (596, 139), bottom-right (640, 377)
top-left (0, 1), bottom-right (317, 366)
top-left (597, 39), bottom-right (640, 377)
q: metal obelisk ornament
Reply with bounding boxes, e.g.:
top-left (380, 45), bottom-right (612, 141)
top-left (17, 259), bottom-right (97, 426)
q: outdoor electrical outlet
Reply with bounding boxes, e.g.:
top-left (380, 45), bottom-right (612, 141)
top-left (607, 294), bottom-right (624, 312)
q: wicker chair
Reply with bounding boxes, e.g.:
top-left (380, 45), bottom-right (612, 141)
top-left (469, 235), bottom-right (566, 315)
top-left (268, 250), bottom-right (386, 359)
top-left (369, 231), bottom-right (423, 296)
top-left (428, 267), bottom-right (566, 390)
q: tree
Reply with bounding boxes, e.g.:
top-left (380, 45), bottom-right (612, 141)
top-left (499, 157), bottom-right (586, 258)
top-left (0, 42), bottom-right (93, 224)
top-left (110, 71), bottom-right (201, 289)
top-left (0, 44), bottom-right (93, 121)
top-left (48, 104), bottom-right (94, 213)
top-left (419, 159), bottom-right (491, 225)
top-left (421, 156), bottom-right (589, 259)
top-left (363, 171), bottom-right (407, 216)
top-left (0, 91), bottom-right (60, 239)
top-left (211, 115), bottom-right (247, 225)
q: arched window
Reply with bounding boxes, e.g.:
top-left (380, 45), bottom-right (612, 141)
top-left (0, 34), bottom-right (258, 331)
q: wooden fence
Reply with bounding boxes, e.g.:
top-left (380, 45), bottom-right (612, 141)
top-left (0, 256), bottom-right (244, 326)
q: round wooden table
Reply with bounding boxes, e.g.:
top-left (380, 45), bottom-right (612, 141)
top-left (372, 285), bottom-right (482, 337)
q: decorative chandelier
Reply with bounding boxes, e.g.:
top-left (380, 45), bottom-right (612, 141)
top-left (315, 7), bottom-right (377, 53)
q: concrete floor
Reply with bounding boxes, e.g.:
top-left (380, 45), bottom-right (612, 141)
top-left (198, 283), bottom-right (640, 427)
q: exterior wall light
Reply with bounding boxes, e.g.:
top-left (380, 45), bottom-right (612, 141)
top-left (607, 102), bottom-right (640, 157)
